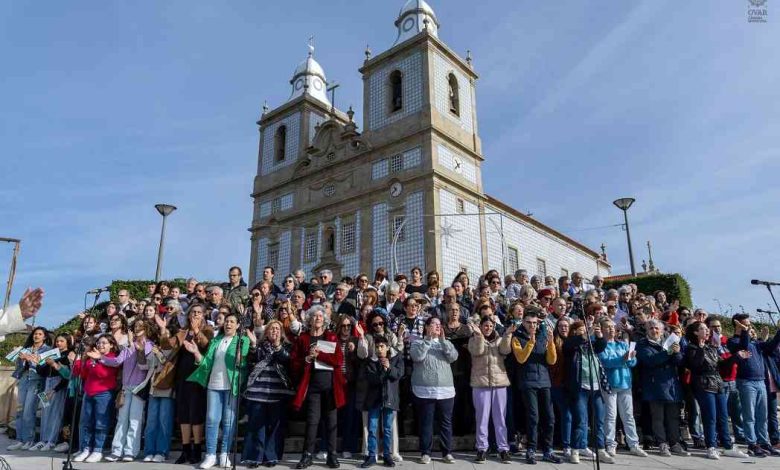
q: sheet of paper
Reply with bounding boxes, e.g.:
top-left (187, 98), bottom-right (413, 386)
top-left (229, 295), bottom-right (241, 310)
top-left (628, 341), bottom-right (637, 354)
top-left (663, 333), bottom-right (680, 351)
top-left (5, 346), bottom-right (23, 362)
top-left (38, 348), bottom-right (61, 365)
top-left (37, 392), bottom-right (51, 408)
top-left (314, 340), bottom-right (337, 370)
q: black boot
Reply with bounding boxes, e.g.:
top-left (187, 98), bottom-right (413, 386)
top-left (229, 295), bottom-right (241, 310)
top-left (189, 443), bottom-right (202, 464)
top-left (327, 453), bottom-right (340, 469)
top-left (296, 452), bottom-right (313, 469)
top-left (175, 443), bottom-right (191, 464)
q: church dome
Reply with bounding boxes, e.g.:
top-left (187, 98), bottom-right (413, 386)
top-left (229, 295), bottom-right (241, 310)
top-left (288, 46), bottom-right (330, 107)
top-left (393, 0), bottom-right (439, 46)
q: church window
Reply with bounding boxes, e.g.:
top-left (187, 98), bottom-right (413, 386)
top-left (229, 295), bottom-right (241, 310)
top-left (389, 70), bottom-right (403, 112)
top-left (447, 73), bottom-right (460, 116)
top-left (305, 232), bottom-right (318, 261)
top-left (507, 247), bottom-right (519, 274)
top-left (342, 222), bottom-right (356, 253)
top-left (390, 154), bottom-right (403, 173)
top-left (324, 227), bottom-right (336, 254)
top-left (392, 216), bottom-right (406, 242)
top-left (271, 197), bottom-right (281, 214)
top-left (267, 244), bottom-right (279, 272)
top-left (456, 198), bottom-right (465, 214)
top-left (536, 258), bottom-right (547, 279)
top-left (274, 125), bottom-right (287, 162)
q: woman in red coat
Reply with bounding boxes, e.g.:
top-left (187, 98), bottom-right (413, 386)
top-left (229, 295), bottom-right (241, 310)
top-left (292, 305), bottom-right (346, 469)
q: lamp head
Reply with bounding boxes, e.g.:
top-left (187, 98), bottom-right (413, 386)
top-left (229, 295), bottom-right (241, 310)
top-left (155, 204), bottom-right (177, 217)
top-left (612, 197), bottom-right (635, 211)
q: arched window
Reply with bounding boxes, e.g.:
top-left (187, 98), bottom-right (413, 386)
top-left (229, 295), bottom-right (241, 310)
top-left (448, 73), bottom-right (460, 116)
top-left (390, 70), bottom-right (403, 112)
top-left (274, 125), bottom-right (287, 162)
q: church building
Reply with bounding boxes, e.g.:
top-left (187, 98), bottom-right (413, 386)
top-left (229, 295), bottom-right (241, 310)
top-left (248, 0), bottom-right (611, 285)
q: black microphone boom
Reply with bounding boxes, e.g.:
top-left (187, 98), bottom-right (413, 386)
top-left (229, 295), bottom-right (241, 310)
top-left (752, 279), bottom-right (780, 287)
top-left (86, 286), bottom-right (110, 294)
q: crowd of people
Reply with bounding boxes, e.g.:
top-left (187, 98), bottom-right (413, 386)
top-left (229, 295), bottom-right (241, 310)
top-left (7, 265), bottom-right (780, 468)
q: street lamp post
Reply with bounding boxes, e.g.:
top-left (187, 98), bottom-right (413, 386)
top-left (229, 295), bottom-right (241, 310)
top-left (612, 197), bottom-right (636, 276)
top-left (154, 204), bottom-right (177, 282)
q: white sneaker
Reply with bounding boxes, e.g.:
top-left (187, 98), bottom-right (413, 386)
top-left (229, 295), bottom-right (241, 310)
top-left (606, 445), bottom-right (617, 457)
top-left (342, 451), bottom-right (352, 459)
top-left (569, 449), bottom-right (580, 464)
top-left (29, 441), bottom-right (46, 451)
top-left (20, 441), bottom-right (33, 450)
top-left (316, 451), bottom-right (328, 460)
top-left (598, 449), bottom-right (615, 464)
top-left (104, 454), bottom-right (120, 462)
top-left (723, 447), bottom-right (749, 458)
top-left (218, 453), bottom-right (231, 467)
top-left (85, 451), bottom-right (104, 463)
top-left (73, 449), bottom-right (91, 462)
top-left (122, 455), bottom-right (134, 462)
top-left (153, 454), bottom-right (166, 463)
top-left (563, 447), bottom-right (572, 458)
top-left (200, 454), bottom-right (217, 469)
top-left (658, 443), bottom-right (671, 457)
top-left (443, 454), bottom-right (455, 463)
top-left (41, 443), bottom-right (54, 452)
top-left (143, 455), bottom-right (155, 462)
top-left (581, 447), bottom-right (595, 459)
top-left (419, 454), bottom-right (431, 464)
top-left (54, 442), bottom-right (70, 453)
top-left (629, 446), bottom-right (648, 457)
top-left (391, 453), bottom-right (403, 462)
top-left (706, 448), bottom-right (720, 460)
top-left (7, 441), bottom-right (24, 451)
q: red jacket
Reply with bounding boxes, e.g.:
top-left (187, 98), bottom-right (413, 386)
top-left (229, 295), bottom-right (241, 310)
top-left (291, 331), bottom-right (346, 410)
top-left (717, 335), bottom-right (738, 382)
top-left (72, 352), bottom-right (119, 397)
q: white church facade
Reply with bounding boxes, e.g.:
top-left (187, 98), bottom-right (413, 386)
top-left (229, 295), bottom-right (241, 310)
top-left (248, 0), bottom-right (611, 285)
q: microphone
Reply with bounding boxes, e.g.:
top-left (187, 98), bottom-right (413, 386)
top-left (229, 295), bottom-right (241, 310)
top-left (87, 286), bottom-right (110, 295)
top-left (751, 279), bottom-right (780, 287)
top-left (758, 308), bottom-right (778, 314)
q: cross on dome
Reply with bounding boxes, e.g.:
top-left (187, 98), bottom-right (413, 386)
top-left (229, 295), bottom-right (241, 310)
top-left (288, 39), bottom-right (331, 107)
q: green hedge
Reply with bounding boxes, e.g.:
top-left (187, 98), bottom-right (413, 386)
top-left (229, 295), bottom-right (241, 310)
top-left (603, 273), bottom-right (693, 309)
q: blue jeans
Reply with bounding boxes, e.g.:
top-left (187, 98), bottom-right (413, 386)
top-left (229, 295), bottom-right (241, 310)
top-left (737, 379), bottom-right (769, 445)
top-left (366, 406), bottom-right (394, 458)
top-left (15, 374), bottom-right (43, 443)
top-left (242, 400), bottom-right (287, 464)
top-left (144, 396), bottom-right (174, 457)
top-left (694, 388), bottom-right (733, 449)
top-left (205, 389), bottom-right (237, 455)
top-left (40, 377), bottom-right (67, 444)
top-left (551, 387), bottom-right (573, 449)
top-left (572, 389), bottom-right (605, 450)
top-left (79, 391), bottom-right (114, 452)
top-left (415, 396), bottom-right (454, 457)
top-left (723, 381), bottom-right (745, 440)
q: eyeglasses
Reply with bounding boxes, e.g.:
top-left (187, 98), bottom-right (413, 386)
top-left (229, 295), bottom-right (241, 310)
top-left (358, 279), bottom-right (368, 283)
top-left (372, 322), bottom-right (385, 327)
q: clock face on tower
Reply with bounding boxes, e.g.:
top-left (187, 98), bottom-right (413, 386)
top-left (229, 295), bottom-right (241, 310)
top-left (453, 157), bottom-right (463, 174)
top-left (390, 182), bottom-right (403, 198)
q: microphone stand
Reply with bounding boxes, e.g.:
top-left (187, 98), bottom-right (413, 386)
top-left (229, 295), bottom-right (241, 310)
top-left (761, 285), bottom-right (780, 325)
top-left (229, 320), bottom-right (247, 470)
top-left (63, 291), bottom-right (102, 470)
top-left (582, 318), bottom-right (601, 470)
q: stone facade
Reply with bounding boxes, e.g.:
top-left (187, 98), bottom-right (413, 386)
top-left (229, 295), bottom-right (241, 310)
top-left (248, 1), bottom-right (610, 285)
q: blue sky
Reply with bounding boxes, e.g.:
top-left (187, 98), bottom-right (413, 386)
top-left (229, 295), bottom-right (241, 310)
top-left (1, 1), bottom-right (778, 328)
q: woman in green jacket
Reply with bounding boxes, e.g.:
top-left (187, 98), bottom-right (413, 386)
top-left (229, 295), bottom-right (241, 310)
top-left (185, 312), bottom-right (250, 470)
